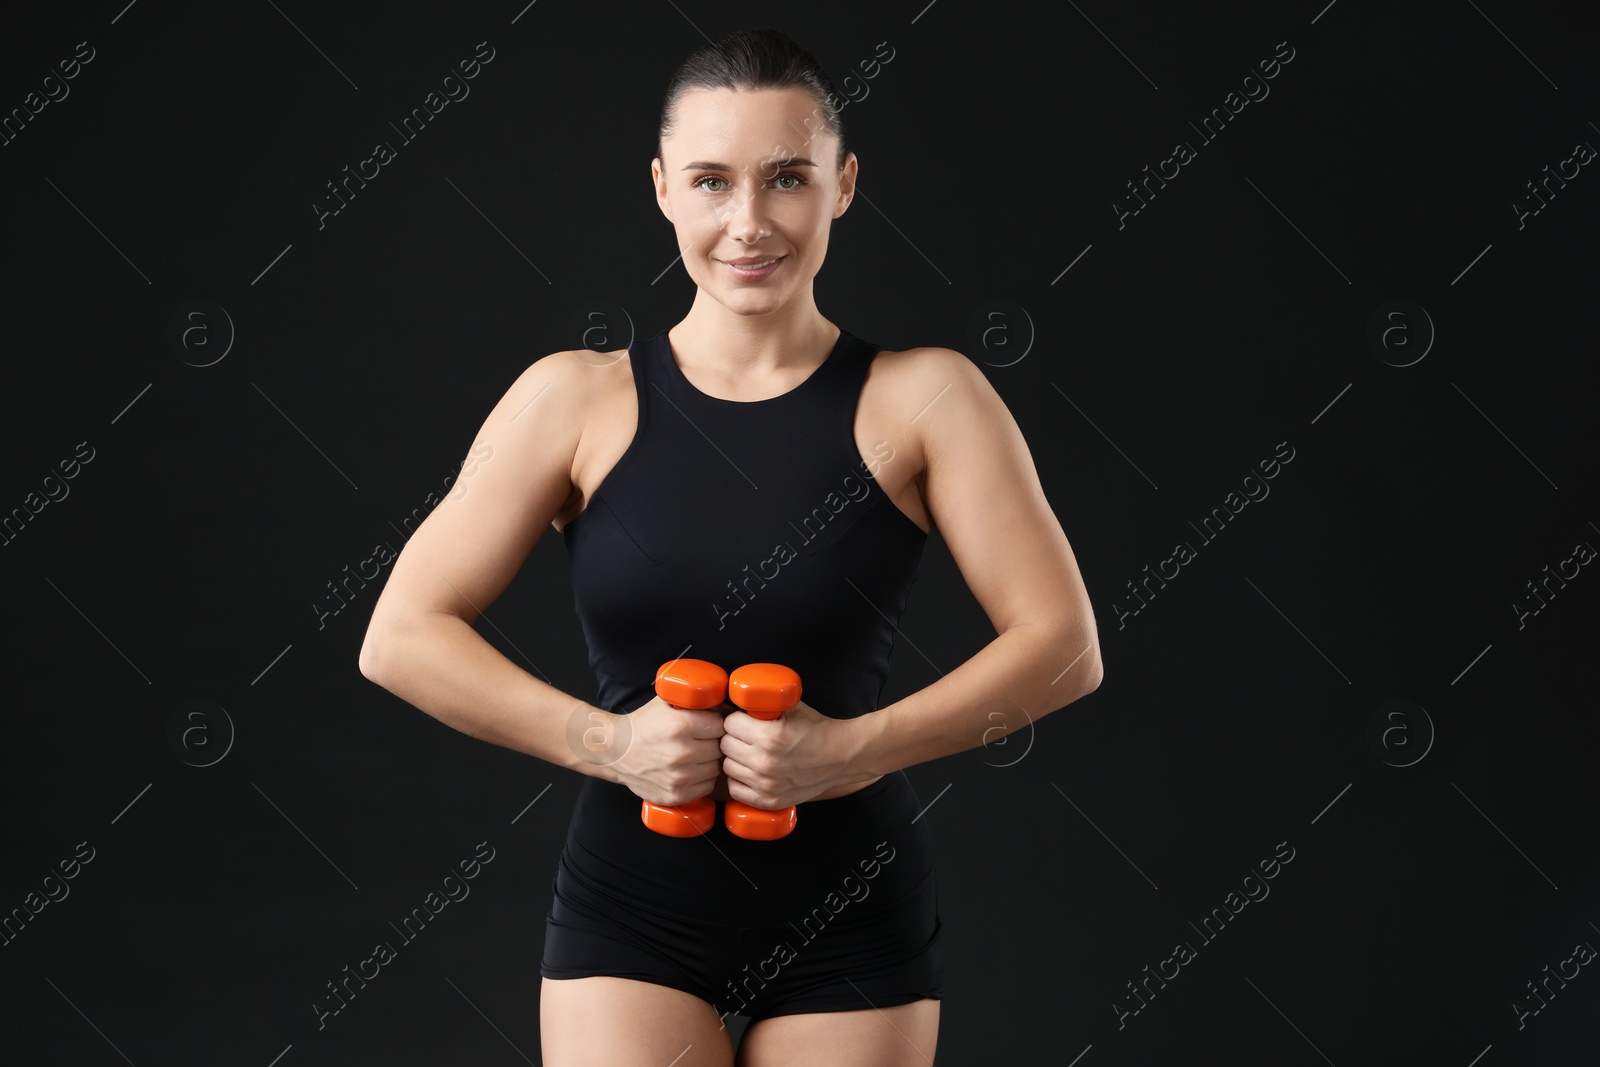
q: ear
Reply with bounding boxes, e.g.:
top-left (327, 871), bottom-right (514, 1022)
top-left (652, 157), bottom-right (674, 223)
top-left (833, 151), bottom-right (858, 218)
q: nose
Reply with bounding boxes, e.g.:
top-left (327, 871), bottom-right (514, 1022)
top-left (722, 176), bottom-right (772, 240)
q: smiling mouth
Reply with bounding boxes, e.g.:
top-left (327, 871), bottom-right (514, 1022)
top-left (720, 256), bottom-right (785, 276)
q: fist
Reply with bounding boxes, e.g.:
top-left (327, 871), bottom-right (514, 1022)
top-left (719, 699), bottom-right (875, 809)
top-left (604, 695), bottom-right (727, 806)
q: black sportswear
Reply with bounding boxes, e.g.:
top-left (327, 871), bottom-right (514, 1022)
top-left (540, 326), bottom-right (944, 1020)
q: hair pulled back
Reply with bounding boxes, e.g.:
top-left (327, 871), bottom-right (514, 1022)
top-left (657, 27), bottom-right (849, 172)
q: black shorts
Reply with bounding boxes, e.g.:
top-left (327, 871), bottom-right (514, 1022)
top-left (540, 772), bottom-right (944, 1021)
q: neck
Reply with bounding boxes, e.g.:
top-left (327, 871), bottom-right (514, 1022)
top-left (670, 288), bottom-right (837, 377)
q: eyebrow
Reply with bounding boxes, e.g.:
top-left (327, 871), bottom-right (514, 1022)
top-left (679, 157), bottom-right (818, 171)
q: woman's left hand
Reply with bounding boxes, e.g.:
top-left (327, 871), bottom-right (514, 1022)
top-left (719, 700), bottom-right (878, 809)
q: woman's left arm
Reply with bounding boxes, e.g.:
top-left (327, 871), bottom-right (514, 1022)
top-left (848, 346), bottom-right (1104, 777)
top-left (719, 348), bottom-right (1104, 807)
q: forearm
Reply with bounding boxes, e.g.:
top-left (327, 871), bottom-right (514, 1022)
top-left (850, 621), bottom-right (1102, 777)
top-left (360, 612), bottom-right (612, 780)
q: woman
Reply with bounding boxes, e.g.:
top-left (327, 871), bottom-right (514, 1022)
top-left (359, 27), bottom-right (1102, 1066)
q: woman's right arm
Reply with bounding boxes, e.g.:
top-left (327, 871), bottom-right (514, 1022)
top-left (357, 351), bottom-right (727, 803)
top-left (358, 350), bottom-right (613, 778)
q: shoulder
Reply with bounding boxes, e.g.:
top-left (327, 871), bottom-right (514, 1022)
top-left (495, 345), bottom-right (631, 428)
top-left (867, 343), bottom-right (984, 383)
top-left (864, 344), bottom-right (1015, 461)
top-left (471, 347), bottom-right (632, 492)
top-left (857, 344), bottom-right (998, 481)
top-left (864, 343), bottom-right (997, 418)
top-left (870, 343), bottom-right (979, 374)
top-left (514, 345), bottom-right (628, 394)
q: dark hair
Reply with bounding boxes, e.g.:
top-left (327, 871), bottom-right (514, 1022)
top-left (657, 27), bottom-right (849, 172)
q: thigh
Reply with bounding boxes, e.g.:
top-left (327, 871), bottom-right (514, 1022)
top-left (541, 975), bottom-right (735, 1066)
top-left (736, 998), bottom-right (940, 1067)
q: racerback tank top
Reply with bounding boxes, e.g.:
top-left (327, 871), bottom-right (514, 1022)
top-left (563, 325), bottom-right (927, 721)
top-left (556, 326), bottom-right (933, 922)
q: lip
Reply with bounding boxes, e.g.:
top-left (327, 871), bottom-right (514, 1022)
top-left (720, 255), bottom-right (785, 279)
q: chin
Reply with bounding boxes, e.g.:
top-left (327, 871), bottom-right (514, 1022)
top-left (721, 295), bottom-right (788, 316)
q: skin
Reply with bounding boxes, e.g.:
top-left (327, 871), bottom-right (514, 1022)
top-left (360, 84), bottom-right (1102, 1067)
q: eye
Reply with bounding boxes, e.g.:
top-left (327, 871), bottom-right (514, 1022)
top-left (691, 172), bottom-right (810, 193)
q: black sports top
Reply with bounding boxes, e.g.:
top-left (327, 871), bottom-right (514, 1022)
top-left (563, 325), bottom-right (927, 721)
top-left (557, 326), bottom-right (932, 922)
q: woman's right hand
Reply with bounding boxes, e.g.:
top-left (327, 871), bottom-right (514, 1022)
top-left (600, 696), bottom-right (726, 807)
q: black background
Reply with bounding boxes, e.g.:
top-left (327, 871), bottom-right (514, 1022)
top-left (2, 1), bottom-right (1596, 1063)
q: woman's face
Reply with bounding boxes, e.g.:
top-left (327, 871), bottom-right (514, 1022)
top-left (653, 87), bottom-right (856, 316)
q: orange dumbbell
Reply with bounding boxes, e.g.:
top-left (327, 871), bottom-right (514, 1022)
top-left (723, 663), bottom-right (802, 841)
top-left (640, 657), bottom-right (727, 837)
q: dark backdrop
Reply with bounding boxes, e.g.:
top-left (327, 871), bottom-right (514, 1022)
top-left (2, 1), bottom-right (1595, 1063)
